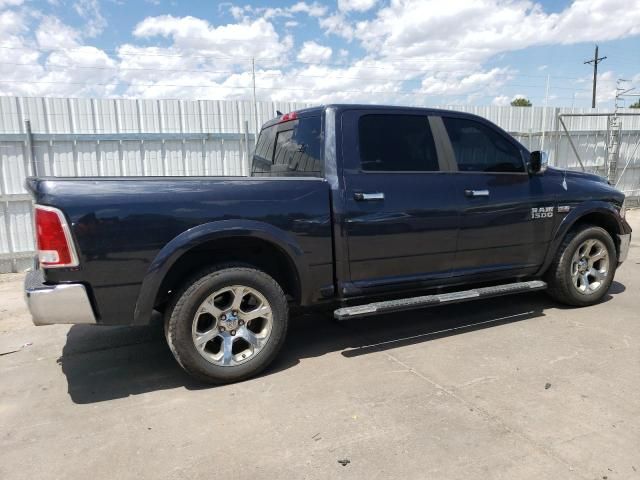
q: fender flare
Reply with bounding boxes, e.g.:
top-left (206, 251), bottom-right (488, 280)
top-left (133, 219), bottom-right (308, 324)
top-left (536, 201), bottom-right (626, 276)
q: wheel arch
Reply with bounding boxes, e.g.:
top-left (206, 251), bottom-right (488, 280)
top-left (133, 220), bottom-right (307, 325)
top-left (538, 202), bottom-right (626, 276)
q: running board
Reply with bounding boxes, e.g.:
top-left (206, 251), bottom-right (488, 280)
top-left (333, 280), bottom-right (547, 321)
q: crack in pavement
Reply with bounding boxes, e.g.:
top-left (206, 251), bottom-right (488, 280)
top-left (379, 350), bottom-right (588, 479)
top-left (344, 320), bottom-right (588, 479)
top-left (382, 352), bottom-right (591, 479)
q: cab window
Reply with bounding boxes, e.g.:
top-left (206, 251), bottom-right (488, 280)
top-left (443, 117), bottom-right (524, 173)
top-left (358, 114), bottom-right (439, 172)
top-left (251, 116), bottom-right (322, 177)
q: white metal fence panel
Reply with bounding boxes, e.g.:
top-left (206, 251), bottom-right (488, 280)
top-left (1, 97), bottom-right (639, 273)
top-left (0, 96), bottom-right (313, 272)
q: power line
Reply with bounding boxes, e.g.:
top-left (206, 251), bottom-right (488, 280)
top-left (0, 60), bottom-right (594, 88)
top-left (0, 44), bottom-right (589, 79)
top-left (0, 44), bottom-right (479, 66)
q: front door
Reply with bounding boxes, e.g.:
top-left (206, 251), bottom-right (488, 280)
top-left (340, 109), bottom-right (459, 295)
top-left (440, 115), bottom-right (557, 279)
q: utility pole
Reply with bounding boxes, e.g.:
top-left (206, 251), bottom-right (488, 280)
top-left (541, 74), bottom-right (550, 152)
top-left (584, 45), bottom-right (606, 108)
top-left (251, 57), bottom-right (259, 146)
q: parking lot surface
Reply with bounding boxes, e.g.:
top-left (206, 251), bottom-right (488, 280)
top-left (1, 211), bottom-right (639, 480)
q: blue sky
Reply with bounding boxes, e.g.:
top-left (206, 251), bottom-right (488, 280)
top-left (0, 0), bottom-right (639, 107)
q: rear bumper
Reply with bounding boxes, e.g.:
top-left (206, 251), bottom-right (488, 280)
top-left (25, 269), bottom-right (97, 326)
top-left (618, 233), bottom-right (631, 264)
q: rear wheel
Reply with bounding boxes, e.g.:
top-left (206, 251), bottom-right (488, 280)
top-left (165, 266), bottom-right (289, 384)
top-left (545, 225), bottom-right (616, 307)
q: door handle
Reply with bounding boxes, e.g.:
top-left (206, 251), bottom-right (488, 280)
top-left (354, 192), bottom-right (385, 201)
top-left (464, 189), bottom-right (490, 198)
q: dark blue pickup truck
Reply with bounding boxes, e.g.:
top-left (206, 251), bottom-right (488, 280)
top-left (25, 105), bottom-right (631, 383)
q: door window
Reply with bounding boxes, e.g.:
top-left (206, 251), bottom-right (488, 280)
top-left (442, 117), bottom-right (524, 173)
top-left (358, 114), bottom-right (439, 172)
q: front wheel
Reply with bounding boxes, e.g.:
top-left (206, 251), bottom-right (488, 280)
top-left (545, 225), bottom-right (616, 307)
top-left (165, 266), bottom-right (289, 384)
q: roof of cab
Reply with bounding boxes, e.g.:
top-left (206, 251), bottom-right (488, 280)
top-left (260, 104), bottom-right (488, 130)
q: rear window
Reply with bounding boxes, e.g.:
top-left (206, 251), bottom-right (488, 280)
top-left (358, 114), bottom-right (439, 172)
top-left (251, 116), bottom-right (323, 177)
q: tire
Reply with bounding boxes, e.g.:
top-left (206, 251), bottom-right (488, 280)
top-left (165, 265), bottom-right (289, 384)
top-left (545, 225), bottom-right (617, 307)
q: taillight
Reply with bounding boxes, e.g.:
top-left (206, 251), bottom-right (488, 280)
top-left (34, 205), bottom-right (78, 268)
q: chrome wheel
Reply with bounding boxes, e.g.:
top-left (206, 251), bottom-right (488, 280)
top-left (570, 239), bottom-right (610, 295)
top-left (191, 285), bottom-right (273, 367)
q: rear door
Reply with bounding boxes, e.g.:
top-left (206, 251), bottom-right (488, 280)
top-left (340, 109), bottom-right (459, 295)
top-left (440, 114), bottom-right (557, 280)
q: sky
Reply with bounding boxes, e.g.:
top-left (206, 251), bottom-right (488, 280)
top-left (0, 0), bottom-right (639, 107)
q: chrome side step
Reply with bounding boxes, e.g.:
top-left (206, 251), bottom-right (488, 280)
top-left (333, 280), bottom-right (547, 321)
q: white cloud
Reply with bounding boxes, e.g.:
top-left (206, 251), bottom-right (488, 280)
top-left (73, 0), bottom-right (107, 37)
top-left (0, 9), bottom-right (25, 37)
top-left (420, 67), bottom-right (515, 97)
top-left (36, 17), bottom-right (81, 49)
top-left (229, 6), bottom-right (245, 20)
top-left (338, 0), bottom-right (377, 13)
top-left (319, 14), bottom-right (354, 41)
top-left (569, 70), bottom-right (633, 106)
top-left (48, 46), bottom-right (116, 69)
top-left (352, 0), bottom-right (640, 61)
top-left (133, 15), bottom-right (291, 65)
top-left (577, 70), bottom-right (619, 105)
top-left (0, 0), bottom-right (23, 8)
top-left (297, 41), bottom-right (332, 63)
top-left (0, 10), bottom-right (116, 98)
top-left (227, 2), bottom-right (328, 21)
top-left (290, 1), bottom-right (328, 17)
top-left (492, 95), bottom-right (510, 106)
top-left (0, 0), bottom-right (639, 106)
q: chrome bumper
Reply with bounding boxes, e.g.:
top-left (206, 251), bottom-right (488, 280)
top-left (25, 269), bottom-right (96, 326)
top-left (618, 233), bottom-right (631, 264)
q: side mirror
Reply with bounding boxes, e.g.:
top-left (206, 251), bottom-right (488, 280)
top-left (529, 151), bottom-right (548, 175)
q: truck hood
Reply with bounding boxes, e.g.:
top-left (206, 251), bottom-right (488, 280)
top-left (549, 166), bottom-right (608, 185)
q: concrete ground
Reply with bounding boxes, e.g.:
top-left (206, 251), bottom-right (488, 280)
top-left (1, 212), bottom-right (639, 480)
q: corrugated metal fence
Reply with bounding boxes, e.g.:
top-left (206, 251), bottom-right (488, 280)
top-left (0, 97), bottom-right (312, 272)
top-left (1, 97), bottom-right (639, 273)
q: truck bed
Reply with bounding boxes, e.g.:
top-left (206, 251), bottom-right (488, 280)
top-left (26, 176), bottom-right (334, 324)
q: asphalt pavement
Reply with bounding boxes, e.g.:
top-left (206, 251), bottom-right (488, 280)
top-left (1, 211), bottom-right (639, 480)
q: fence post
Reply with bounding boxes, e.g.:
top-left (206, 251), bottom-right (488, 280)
top-left (24, 120), bottom-right (37, 176)
top-left (552, 107), bottom-right (560, 166)
top-left (243, 120), bottom-right (250, 176)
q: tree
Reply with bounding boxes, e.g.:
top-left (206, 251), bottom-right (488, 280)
top-left (511, 97), bottom-right (532, 107)
top-left (629, 99), bottom-right (640, 109)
